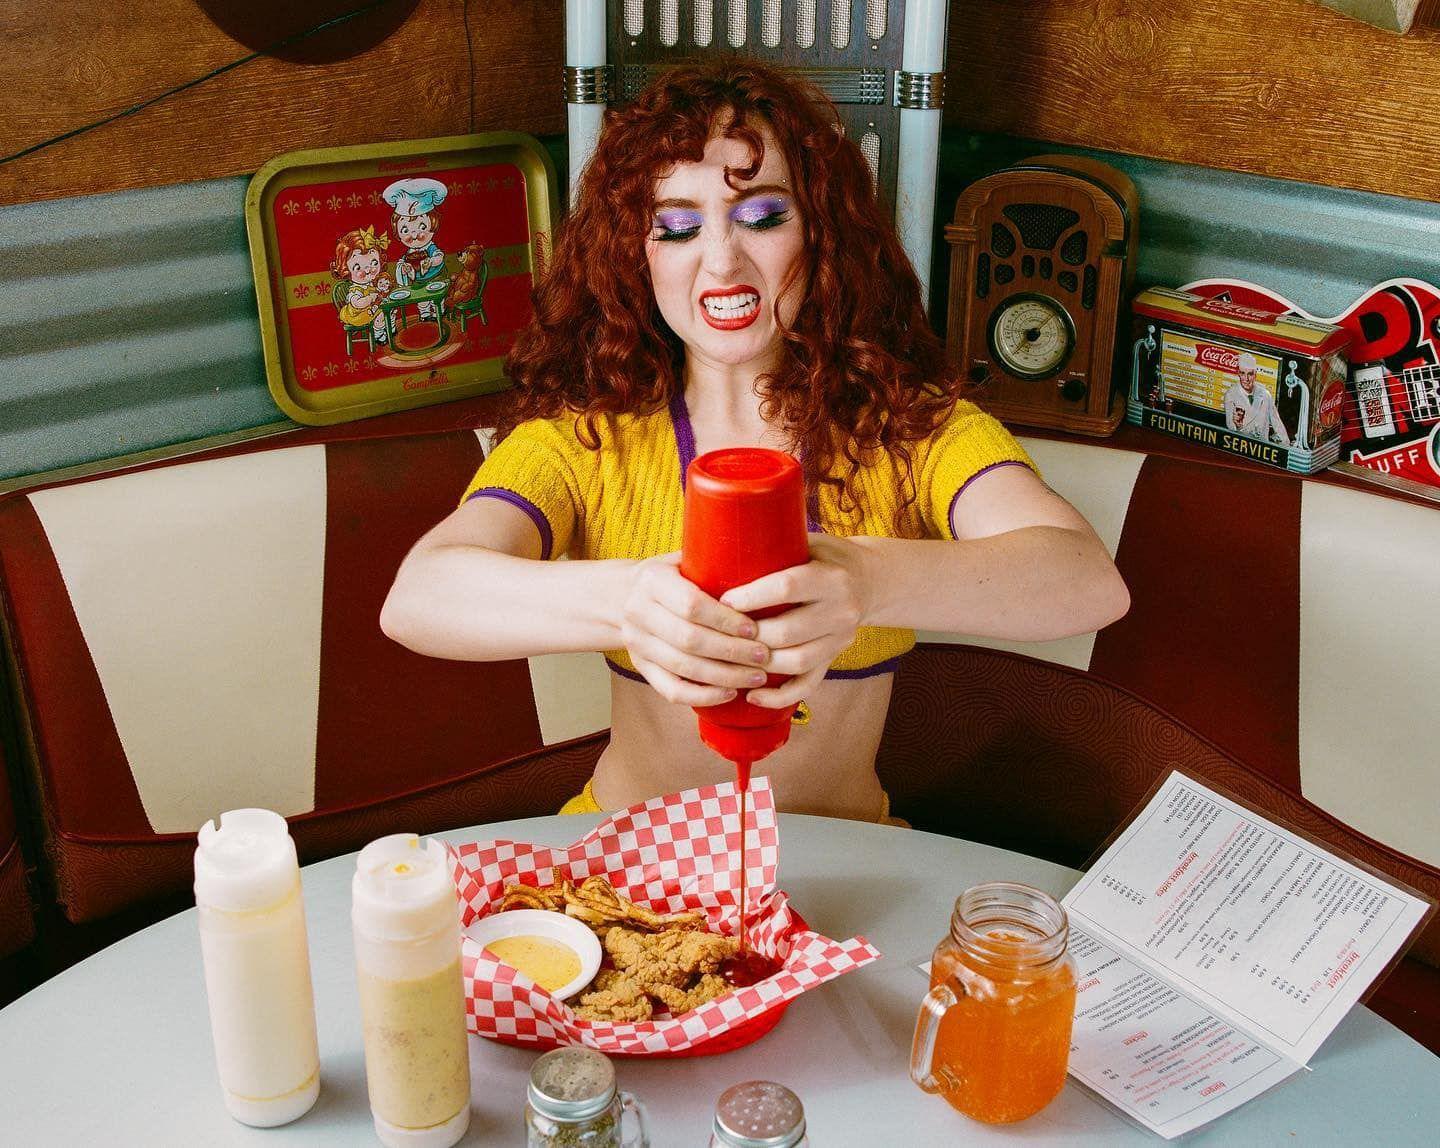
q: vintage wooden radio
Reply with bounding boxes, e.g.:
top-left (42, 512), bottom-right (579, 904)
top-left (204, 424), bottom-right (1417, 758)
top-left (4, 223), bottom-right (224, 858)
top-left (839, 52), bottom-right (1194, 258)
top-left (944, 156), bottom-right (1138, 435)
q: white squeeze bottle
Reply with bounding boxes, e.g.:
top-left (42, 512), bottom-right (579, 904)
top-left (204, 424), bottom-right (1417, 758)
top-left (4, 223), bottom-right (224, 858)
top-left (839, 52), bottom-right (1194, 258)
top-left (352, 833), bottom-right (472, 1148)
top-left (193, 807), bottom-right (321, 1126)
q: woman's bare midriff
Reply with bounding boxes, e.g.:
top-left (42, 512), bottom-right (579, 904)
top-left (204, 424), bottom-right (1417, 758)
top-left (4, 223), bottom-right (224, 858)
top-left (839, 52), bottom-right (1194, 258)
top-left (590, 671), bottom-right (894, 820)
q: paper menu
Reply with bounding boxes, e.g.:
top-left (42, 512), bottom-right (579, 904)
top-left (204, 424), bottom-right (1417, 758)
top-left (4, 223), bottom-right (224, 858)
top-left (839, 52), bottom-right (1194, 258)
top-left (1067, 928), bottom-right (1300, 1137)
top-left (1063, 772), bottom-right (1431, 1139)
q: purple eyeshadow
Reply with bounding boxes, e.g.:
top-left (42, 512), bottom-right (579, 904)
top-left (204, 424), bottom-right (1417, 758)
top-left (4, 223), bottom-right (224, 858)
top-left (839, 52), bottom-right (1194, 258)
top-left (654, 209), bottom-right (702, 231)
top-left (731, 196), bottom-right (790, 224)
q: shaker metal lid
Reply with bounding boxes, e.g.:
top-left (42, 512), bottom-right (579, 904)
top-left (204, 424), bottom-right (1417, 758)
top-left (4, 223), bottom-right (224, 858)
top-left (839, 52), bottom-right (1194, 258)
top-left (528, 1047), bottom-right (616, 1123)
top-left (713, 1081), bottom-right (806, 1148)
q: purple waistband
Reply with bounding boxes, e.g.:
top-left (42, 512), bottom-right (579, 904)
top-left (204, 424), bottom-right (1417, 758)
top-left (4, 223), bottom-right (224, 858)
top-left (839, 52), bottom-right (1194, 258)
top-left (603, 655), bottom-right (902, 683)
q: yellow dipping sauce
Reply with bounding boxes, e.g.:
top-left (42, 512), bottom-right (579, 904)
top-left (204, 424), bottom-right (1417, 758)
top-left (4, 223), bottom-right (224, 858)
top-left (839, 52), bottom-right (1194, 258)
top-left (487, 935), bottom-right (582, 993)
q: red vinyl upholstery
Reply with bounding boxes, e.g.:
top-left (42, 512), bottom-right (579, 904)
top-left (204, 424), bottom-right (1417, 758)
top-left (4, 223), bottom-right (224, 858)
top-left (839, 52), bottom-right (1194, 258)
top-left (0, 396), bottom-right (604, 925)
top-left (0, 739), bottom-right (34, 957)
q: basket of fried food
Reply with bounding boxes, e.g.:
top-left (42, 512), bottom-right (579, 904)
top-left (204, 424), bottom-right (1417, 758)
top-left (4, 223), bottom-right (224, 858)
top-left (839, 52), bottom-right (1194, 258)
top-left (449, 777), bottom-right (881, 1056)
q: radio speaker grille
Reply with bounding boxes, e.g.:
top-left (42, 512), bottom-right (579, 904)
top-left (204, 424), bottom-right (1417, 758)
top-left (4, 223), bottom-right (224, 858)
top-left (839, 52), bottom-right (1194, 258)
top-left (1003, 204), bottom-right (1081, 251)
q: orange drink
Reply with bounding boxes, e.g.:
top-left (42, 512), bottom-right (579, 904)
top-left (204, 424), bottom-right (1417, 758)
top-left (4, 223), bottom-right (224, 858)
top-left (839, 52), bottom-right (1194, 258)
top-left (911, 883), bottom-right (1076, 1123)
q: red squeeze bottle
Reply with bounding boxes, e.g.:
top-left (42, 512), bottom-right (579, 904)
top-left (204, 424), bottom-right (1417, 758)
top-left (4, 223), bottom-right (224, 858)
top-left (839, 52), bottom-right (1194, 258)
top-left (679, 448), bottom-right (810, 786)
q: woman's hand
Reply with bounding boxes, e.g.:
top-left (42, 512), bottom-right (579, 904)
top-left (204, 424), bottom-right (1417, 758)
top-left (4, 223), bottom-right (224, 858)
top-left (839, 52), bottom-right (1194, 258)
top-left (718, 534), bottom-right (874, 709)
top-left (619, 554), bottom-right (772, 707)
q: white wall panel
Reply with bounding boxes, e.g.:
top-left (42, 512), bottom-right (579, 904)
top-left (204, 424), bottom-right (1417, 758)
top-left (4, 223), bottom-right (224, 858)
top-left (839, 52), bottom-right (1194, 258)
top-left (527, 651), bottom-right (613, 745)
top-left (31, 449), bottom-right (326, 832)
top-left (920, 437), bottom-right (1144, 671)
top-left (1298, 483), bottom-right (1440, 867)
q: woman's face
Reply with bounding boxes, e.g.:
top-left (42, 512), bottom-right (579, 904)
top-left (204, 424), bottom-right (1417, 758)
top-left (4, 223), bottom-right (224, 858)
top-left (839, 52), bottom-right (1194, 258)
top-left (645, 127), bottom-right (805, 374)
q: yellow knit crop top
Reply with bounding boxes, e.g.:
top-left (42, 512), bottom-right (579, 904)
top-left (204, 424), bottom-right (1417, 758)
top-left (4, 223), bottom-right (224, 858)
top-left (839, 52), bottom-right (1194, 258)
top-left (460, 391), bottom-right (1036, 679)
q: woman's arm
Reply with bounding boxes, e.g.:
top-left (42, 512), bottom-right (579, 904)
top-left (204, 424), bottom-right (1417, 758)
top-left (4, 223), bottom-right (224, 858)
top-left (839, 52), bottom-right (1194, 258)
top-left (720, 465), bottom-right (1129, 708)
top-left (380, 496), bottom-right (631, 661)
top-left (857, 463), bottom-right (1129, 639)
top-left (380, 497), bottom-right (770, 704)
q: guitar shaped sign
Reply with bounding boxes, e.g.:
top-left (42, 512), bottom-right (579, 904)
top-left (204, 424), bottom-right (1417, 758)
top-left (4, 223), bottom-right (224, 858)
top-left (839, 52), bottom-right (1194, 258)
top-left (1182, 278), bottom-right (1440, 490)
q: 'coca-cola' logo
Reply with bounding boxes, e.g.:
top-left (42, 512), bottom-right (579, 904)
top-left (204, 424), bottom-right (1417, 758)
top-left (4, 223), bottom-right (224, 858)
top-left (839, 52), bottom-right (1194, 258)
top-left (1197, 344), bottom-right (1241, 372)
top-left (1319, 381), bottom-right (1345, 427)
top-left (1196, 298), bottom-right (1282, 324)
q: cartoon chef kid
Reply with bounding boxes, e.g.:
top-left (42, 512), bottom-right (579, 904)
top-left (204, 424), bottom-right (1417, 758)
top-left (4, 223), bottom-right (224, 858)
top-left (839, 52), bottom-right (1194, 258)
top-left (382, 177), bottom-right (448, 319)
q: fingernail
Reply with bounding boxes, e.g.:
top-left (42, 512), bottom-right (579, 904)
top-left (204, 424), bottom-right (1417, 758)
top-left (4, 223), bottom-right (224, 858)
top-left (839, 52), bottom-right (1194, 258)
top-left (739, 621), bottom-right (757, 638)
top-left (751, 646), bottom-right (768, 663)
top-left (749, 671), bottom-right (767, 686)
top-left (722, 689), bottom-right (738, 700)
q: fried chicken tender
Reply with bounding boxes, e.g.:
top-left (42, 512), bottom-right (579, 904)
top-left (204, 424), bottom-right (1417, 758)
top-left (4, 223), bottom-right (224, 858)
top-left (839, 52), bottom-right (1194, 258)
top-left (648, 973), bottom-right (731, 1015)
top-left (573, 975), bottom-right (654, 1023)
top-left (605, 926), bottom-right (739, 988)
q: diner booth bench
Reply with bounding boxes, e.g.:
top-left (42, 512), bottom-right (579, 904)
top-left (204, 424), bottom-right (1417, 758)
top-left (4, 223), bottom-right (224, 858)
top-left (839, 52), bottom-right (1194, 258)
top-left (0, 398), bottom-right (611, 943)
top-left (0, 741), bottom-right (34, 957)
top-left (1, 398), bottom-right (1437, 1052)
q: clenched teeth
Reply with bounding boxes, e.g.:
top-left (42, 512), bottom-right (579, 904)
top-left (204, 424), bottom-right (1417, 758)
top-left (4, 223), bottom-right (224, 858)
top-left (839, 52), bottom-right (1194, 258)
top-left (702, 293), bottom-right (759, 318)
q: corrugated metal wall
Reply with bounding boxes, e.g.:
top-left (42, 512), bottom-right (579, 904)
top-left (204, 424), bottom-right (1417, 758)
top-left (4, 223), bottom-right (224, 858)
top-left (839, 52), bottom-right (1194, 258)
top-left (3, 131), bottom-right (1439, 486)
top-left (0, 177), bottom-right (278, 483)
top-left (0, 137), bottom-right (570, 488)
top-left (933, 134), bottom-right (1440, 325)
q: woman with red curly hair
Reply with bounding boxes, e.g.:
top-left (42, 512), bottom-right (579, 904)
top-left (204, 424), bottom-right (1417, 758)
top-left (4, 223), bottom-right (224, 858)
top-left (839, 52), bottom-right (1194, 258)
top-left (382, 61), bottom-right (1128, 822)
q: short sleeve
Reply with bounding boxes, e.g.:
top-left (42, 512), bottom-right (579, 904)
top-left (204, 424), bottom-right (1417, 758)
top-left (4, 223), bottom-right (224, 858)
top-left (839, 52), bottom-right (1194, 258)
top-left (916, 400), bottom-right (1039, 539)
top-left (459, 417), bottom-right (588, 559)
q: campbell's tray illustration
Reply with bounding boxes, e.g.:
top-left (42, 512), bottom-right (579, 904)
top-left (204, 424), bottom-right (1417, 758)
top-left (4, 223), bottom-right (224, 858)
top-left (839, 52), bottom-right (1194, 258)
top-left (245, 132), bottom-right (556, 424)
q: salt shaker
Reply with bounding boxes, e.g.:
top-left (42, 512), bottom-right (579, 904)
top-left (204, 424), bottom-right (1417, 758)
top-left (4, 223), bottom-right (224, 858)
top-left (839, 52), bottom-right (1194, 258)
top-left (352, 833), bottom-right (472, 1148)
top-left (193, 808), bottom-right (320, 1127)
top-left (525, 1047), bottom-right (650, 1147)
top-left (709, 1081), bottom-right (808, 1148)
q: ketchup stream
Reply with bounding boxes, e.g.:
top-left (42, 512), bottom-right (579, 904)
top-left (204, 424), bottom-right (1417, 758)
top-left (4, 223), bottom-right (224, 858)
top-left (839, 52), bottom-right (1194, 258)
top-left (722, 756), bottom-right (782, 985)
top-left (737, 758), bottom-right (751, 953)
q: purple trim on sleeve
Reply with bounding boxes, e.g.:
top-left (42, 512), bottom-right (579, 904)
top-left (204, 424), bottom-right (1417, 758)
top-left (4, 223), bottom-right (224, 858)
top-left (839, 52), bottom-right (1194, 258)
top-left (466, 487), bottom-right (554, 559)
top-left (604, 657), bottom-right (649, 683)
top-left (944, 459), bottom-right (1031, 540)
top-left (824, 657), bottom-right (902, 680)
top-left (668, 388), bottom-right (698, 490)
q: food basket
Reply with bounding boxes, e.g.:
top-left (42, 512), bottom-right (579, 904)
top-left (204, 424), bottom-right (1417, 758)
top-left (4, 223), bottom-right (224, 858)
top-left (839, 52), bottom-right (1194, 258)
top-left (449, 777), bottom-right (881, 1057)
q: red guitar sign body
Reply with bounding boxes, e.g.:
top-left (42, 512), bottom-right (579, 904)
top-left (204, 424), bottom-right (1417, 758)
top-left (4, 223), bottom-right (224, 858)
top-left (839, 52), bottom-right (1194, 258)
top-left (1183, 278), bottom-right (1440, 488)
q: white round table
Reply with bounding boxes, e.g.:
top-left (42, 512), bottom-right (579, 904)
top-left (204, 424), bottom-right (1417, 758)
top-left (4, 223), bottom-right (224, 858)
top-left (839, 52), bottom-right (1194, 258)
top-left (1, 814), bottom-right (1436, 1145)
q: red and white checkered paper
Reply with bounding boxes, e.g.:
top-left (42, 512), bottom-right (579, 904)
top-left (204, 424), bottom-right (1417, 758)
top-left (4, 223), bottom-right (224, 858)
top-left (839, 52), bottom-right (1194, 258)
top-left (449, 777), bottom-right (882, 1055)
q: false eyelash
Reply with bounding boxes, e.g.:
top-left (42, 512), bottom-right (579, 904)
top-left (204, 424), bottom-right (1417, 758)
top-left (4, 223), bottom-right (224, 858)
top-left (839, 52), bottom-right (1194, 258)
top-left (739, 211), bottom-right (790, 231)
top-left (650, 210), bottom-right (791, 241)
top-left (651, 225), bottom-right (700, 242)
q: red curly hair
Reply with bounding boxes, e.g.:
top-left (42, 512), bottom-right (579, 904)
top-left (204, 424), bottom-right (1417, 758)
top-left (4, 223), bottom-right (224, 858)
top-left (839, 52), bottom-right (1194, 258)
top-left (501, 59), bottom-right (959, 518)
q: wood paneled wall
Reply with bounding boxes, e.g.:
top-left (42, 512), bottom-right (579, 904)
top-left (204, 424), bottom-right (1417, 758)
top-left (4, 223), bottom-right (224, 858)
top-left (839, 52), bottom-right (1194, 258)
top-left (3, 0), bottom-right (1439, 208)
top-left (0, 1), bottom-right (565, 208)
top-left (948, 0), bottom-right (1440, 202)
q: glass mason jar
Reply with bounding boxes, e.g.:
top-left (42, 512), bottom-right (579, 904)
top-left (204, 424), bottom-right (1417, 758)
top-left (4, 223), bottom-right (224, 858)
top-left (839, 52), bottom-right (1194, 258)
top-left (910, 882), bottom-right (1077, 1124)
top-left (525, 1047), bottom-right (649, 1148)
top-left (708, 1080), bottom-right (808, 1148)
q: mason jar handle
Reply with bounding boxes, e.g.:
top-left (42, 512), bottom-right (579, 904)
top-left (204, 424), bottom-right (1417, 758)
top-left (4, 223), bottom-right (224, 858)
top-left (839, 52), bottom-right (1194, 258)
top-left (909, 983), bottom-right (959, 1093)
top-left (619, 1089), bottom-right (651, 1148)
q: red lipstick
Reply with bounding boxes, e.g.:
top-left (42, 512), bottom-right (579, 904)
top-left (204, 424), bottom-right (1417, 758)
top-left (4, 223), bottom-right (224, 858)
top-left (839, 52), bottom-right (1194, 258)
top-left (699, 285), bottom-right (761, 331)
